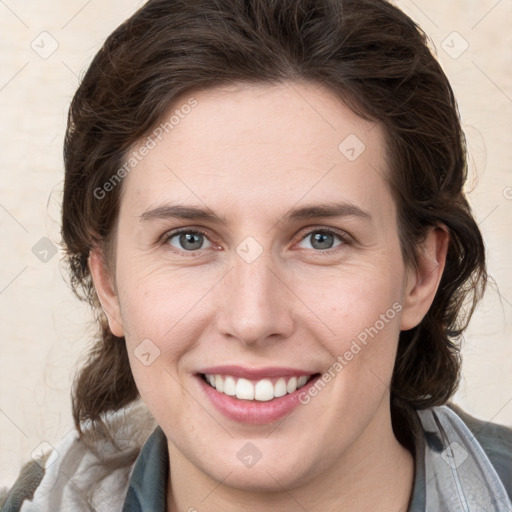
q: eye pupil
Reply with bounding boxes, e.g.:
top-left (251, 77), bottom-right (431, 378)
top-left (311, 232), bottom-right (334, 250)
top-left (180, 232), bottom-right (203, 250)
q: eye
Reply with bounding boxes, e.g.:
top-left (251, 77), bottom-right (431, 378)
top-left (296, 228), bottom-right (347, 251)
top-left (162, 227), bottom-right (348, 255)
top-left (164, 229), bottom-right (213, 252)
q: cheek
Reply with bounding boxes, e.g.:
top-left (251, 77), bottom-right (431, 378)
top-left (296, 264), bottom-right (404, 335)
top-left (116, 259), bottom-right (213, 343)
top-left (294, 266), bottom-right (405, 390)
top-left (117, 264), bottom-right (202, 422)
top-left (114, 263), bottom-right (214, 404)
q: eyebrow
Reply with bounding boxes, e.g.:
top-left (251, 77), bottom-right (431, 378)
top-left (139, 202), bottom-right (372, 224)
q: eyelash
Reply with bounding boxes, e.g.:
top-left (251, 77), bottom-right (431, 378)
top-left (161, 226), bottom-right (350, 256)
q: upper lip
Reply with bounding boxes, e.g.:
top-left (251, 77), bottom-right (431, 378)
top-left (197, 365), bottom-right (316, 380)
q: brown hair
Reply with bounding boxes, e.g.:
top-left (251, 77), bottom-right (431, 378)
top-left (62, 0), bottom-right (486, 446)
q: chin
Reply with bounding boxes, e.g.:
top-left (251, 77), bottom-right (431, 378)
top-left (202, 451), bottom-right (316, 493)
top-left (221, 466), bottom-right (303, 493)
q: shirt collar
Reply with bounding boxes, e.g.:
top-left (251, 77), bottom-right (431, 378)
top-left (122, 426), bottom-right (169, 512)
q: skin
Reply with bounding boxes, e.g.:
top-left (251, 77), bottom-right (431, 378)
top-left (90, 81), bottom-right (448, 512)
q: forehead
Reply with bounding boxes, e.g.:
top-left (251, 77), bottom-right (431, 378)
top-left (120, 81), bottom-right (393, 224)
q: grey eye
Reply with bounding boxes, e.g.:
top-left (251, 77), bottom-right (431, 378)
top-left (167, 231), bottom-right (212, 251)
top-left (298, 230), bottom-right (343, 251)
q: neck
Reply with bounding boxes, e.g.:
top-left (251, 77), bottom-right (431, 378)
top-left (166, 402), bottom-right (415, 512)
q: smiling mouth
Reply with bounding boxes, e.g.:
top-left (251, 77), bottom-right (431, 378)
top-left (199, 373), bottom-right (320, 401)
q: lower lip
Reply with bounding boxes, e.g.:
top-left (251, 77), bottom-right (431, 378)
top-left (195, 374), bottom-right (321, 425)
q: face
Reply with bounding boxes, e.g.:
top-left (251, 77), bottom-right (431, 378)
top-left (92, 81), bottom-right (442, 492)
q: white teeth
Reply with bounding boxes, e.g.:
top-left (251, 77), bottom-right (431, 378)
top-left (215, 375), bottom-right (224, 393)
top-left (286, 377), bottom-right (298, 394)
top-left (204, 373), bottom-right (312, 401)
top-left (274, 378), bottom-right (287, 398)
top-left (254, 379), bottom-right (274, 401)
top-left (235, 378), bottom-right (254, 400)
top-left (224, 376), bottom-right (236, 396)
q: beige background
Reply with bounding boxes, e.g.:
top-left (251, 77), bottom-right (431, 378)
top-left (0, 0), bottom-right (511, 487)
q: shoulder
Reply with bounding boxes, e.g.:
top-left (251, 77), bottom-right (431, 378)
top-left (446, 402), bottom-right (512, 499)
top-left (1, 400), bottom-right (156, 512)
top-left (0, 459), bottom-right (45, 512)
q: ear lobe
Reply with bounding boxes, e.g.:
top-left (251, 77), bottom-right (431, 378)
top-left (88, 247), bottom-right (125, 337)
top-left (400, 226), bottom-right (450, 331)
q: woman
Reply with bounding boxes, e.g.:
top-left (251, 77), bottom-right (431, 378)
top-left (2, 0), bottom-right (511, 510)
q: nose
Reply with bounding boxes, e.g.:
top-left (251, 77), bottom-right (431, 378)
top-left (215, 248), bottom-right (295, 347)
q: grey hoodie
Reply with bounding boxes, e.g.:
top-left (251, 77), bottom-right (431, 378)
top-left (2, 401), bottom-right (512, 511)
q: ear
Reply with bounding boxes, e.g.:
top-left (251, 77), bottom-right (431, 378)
top-left (400, 226), bottom-right (449, 331)
top-left (88, 247), bottom-right (125, 337)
